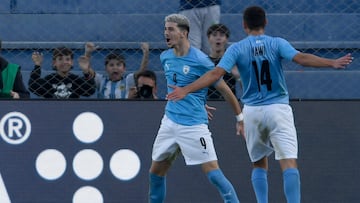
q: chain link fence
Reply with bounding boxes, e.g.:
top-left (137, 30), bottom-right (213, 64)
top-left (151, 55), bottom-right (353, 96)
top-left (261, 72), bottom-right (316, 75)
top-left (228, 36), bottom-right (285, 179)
top-left (1, 0), bottom-right (359, 99)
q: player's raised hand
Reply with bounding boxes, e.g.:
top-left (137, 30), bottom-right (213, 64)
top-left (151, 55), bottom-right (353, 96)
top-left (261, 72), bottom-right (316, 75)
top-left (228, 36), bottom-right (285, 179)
top-left (333, 53), bottom-right (353, 69)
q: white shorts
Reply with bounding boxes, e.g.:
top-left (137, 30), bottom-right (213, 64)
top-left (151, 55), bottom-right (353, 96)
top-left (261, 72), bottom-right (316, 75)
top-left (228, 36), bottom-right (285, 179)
top-left (151, 115), bottom-right (218, 165)
top-left (243, 104), bottom-right (298, 162)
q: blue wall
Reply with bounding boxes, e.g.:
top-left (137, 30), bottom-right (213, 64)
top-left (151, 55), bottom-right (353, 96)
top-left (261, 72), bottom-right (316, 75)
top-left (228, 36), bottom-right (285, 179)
top-left (0, 0), bottom-right (359, 99)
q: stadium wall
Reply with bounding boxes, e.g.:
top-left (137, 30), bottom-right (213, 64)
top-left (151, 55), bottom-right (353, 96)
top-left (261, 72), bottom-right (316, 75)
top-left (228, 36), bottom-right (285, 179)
top-left (0, 100), bottom-right (359, 203)
top-left (0, 0), bottom-right (359, 100)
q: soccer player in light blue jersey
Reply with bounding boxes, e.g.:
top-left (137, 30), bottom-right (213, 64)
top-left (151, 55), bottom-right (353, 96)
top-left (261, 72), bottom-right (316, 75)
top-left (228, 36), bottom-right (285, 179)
top-left (148, 13), bottom-right (243, 203)
top-left (167, 6), bottom-right (353, 203)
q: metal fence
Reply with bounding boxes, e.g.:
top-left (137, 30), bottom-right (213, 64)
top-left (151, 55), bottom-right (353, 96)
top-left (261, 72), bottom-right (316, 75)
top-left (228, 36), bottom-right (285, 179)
top-left (1, 0), bottom-right (359, 99)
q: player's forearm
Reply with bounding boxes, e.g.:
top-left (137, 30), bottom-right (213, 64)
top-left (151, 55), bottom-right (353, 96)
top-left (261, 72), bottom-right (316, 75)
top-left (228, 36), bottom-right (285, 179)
top-left (224, 91), bottom-right (241, 115)
top-left (183, 70), bottom-right (219, 94)
top-left (216, 80), bottom-right (242, 115)
top-left (294, 53), bottom-right (333, 67)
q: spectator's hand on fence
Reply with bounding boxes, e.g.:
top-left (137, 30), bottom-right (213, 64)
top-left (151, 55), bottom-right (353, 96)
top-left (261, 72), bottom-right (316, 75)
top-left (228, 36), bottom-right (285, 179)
top-left (32, 51), bottom-right (43, 66)
top-left (85, 42), bottom-right (99, 57)
top-left (141, 42), bottom-right (149, 54)
top-left (78, 55), bottom-right (91, 74)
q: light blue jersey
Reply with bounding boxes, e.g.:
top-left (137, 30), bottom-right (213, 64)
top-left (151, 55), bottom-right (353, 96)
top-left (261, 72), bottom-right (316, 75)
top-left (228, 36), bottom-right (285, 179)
top-left (218, 35), bottom-right (299, 105)
top-left (161, 47), bottom-right (214, 125)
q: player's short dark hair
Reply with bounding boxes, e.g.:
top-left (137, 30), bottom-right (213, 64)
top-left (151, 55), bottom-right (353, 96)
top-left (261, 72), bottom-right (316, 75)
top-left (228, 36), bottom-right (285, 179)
top-left (105, 53), bottom-right (126, 67)
top-left (52, 47), bottom-right (73, 60)
top-left (243, 6), bottom-right (266, 30)
top-left (207, 23), bottom-right (230, 38)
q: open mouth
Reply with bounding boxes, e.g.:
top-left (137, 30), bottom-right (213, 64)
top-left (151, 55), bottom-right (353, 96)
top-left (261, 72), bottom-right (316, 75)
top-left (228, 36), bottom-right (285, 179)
top-left (111, 71), bottom-right (120, 76)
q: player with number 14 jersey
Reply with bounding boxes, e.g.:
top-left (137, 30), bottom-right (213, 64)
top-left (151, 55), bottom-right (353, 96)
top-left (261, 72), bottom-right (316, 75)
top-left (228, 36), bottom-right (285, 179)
top-left (219, 35), bottom-right (298, 105)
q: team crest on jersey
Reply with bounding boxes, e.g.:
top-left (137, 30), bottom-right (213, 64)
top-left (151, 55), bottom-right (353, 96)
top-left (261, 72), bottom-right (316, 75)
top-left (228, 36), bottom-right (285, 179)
top-left (183, 65), bottom-right (190, 74)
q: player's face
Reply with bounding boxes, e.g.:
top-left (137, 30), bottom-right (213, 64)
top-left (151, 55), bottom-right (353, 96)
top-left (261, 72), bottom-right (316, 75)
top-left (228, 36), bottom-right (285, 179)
top-left (106, 59), bottom-right (126, 81)
top-left (208, 31), bottom-right (228, 53)
top-left (164, 22), bottom-right (184, 48)
top-left (53, 55), bottom-right (73, 75)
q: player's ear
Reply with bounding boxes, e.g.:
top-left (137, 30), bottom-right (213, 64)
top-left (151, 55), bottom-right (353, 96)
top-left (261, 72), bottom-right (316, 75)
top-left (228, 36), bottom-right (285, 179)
top-left (242, 21), bottom-right (247, 29)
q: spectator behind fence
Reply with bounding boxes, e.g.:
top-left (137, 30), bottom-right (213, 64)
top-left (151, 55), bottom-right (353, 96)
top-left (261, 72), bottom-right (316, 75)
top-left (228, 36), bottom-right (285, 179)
top-left (207, 23), bottom-right (240, 100)
top-left (127, 70), bottom-right (158, 99)
top-left (80, 42), bottom-right (149, 99)
top-left (179, 0), bottom-right (221, 55)
top-left (28, 47), bottom-right (95, 99)
top-left (0, 55), bottom-right (30, 99)
top-left (167, 6), bottom-right (354, 203)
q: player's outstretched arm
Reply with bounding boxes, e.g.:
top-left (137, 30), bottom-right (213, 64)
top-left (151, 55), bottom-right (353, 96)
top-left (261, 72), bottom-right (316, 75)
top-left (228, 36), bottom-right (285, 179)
top-left (293, 52), bottom-right (353, 69)
top-left (167, 67), bottom-right (226, 101)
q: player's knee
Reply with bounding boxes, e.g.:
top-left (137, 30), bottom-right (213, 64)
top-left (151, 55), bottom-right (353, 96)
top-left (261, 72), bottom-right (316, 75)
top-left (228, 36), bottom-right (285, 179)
top-left (201, 160), bottom-right (219, 173)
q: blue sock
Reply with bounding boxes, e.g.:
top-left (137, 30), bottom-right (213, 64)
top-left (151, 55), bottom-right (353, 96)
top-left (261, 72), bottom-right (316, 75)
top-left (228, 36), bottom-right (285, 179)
top-left (207, 169), bottom-right (240, 203)
top-left (283, 168), bottom-right (301, 203)
top-left (149, 173), bottom-right (166, 203)
top-left (251, 168), bottom-right (268, 203)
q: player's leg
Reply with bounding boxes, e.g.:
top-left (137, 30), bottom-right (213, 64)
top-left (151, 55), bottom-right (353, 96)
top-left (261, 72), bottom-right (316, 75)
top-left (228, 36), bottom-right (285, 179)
top-left (177, 123), bottom-right (239, 203)
top-left (268, 104), bottom-right (300, 203)
top-left (243, 105), bottom-right (272, 203)
top-left (149, 115), bottom-right (180, 203)
top-left (252, 157), bottom-right (269, 203)
top-left (202, 161), bottom-right (240, 203)
top-left (280, 159), bottom-right (300, 203)
top-left (149, 160), bottom-right (172, 203)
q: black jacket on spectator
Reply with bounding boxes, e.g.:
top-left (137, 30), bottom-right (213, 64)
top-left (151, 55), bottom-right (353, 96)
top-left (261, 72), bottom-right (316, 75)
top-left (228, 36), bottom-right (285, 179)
top-left (28, 65), bottom-right (96, 99)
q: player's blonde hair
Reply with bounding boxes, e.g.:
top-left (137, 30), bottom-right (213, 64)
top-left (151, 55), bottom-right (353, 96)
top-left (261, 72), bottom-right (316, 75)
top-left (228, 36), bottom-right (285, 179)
top-left (164, 14), bottom-right (190, 33)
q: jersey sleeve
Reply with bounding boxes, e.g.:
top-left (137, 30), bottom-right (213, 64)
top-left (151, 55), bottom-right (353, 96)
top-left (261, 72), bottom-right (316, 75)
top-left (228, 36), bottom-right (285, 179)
top-left (217, 44), bottom-right (238, 73)
top-left (277, 37), bottom-right (299, 61)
